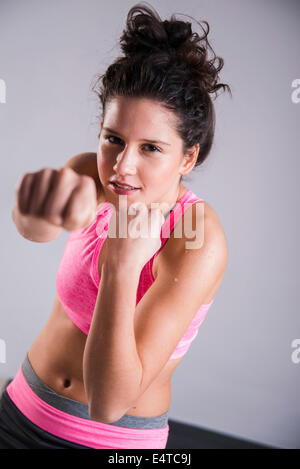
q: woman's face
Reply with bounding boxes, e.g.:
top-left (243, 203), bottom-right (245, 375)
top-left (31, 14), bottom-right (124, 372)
top-left (96, 96), bottom-right (198, 211)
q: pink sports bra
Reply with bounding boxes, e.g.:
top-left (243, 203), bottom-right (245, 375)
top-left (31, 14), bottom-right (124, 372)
top-left (56, 188), bottom-right (214, 360)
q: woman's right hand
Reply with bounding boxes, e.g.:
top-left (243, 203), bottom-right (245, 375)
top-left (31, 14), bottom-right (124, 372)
top-left (15, 167), bottom-right (98, 231)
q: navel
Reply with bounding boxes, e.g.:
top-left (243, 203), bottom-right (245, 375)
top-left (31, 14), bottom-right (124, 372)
top-left (63, 378), bottom-right (71, 388)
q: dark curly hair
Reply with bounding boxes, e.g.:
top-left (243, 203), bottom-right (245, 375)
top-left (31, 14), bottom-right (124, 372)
top-left (91, 2), bottom-right (231, 170)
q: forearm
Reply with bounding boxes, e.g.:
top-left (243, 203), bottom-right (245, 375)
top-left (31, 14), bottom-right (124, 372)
top-left (12, 203), bottom-right (63, 243)
top-left (83, 261), bottom-right (143, 423)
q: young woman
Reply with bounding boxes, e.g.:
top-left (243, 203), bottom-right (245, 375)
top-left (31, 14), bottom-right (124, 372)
top-left (0, 4), bottom-right (230, 449)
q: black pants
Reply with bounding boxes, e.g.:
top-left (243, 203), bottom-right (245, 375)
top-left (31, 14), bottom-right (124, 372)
top-left (0, 385), bottom-right (90, 449)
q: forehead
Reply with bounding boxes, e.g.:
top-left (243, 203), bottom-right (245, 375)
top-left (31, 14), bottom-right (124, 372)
top-left (104, 96), bottom-right (178, 136)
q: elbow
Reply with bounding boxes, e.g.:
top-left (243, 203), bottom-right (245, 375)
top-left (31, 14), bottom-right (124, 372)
top-left (88, 399), bottom-right (110, 423)
top-left (88, 406), bottom-right (114, 424)
top-left (88, 402), bottom-right (125, 425)
top-left (84, 375), bottom-right (141, 424)
top-left (89, 411), bottom-right (116, 425)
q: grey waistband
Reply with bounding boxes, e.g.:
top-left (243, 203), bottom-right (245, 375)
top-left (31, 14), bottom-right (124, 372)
top-left (21, 354), bottom-right (168, 429)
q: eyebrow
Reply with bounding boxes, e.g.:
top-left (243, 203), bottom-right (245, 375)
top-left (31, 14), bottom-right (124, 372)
top-left (102, 127), bottom-right (171, 146)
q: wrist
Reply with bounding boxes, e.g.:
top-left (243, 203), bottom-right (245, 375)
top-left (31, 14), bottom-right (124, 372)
top-left (12, 203), bottom-right (62, 243)
top-left (102, 258), bottom-right (143, 277)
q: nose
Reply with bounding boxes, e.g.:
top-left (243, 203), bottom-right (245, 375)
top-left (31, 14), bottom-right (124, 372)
top-left (112, 147), bottom-right (137, 176)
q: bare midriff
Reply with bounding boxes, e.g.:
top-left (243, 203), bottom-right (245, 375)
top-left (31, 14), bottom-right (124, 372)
top-left (27, 292), bottom-right (184, 418)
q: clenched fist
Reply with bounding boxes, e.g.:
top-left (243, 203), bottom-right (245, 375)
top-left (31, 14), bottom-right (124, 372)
top-left (15, 167), bottom-right (98, 231)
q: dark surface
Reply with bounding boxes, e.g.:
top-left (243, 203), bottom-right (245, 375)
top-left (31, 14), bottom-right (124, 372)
top-left (165, 418), bottom-right (279, 449)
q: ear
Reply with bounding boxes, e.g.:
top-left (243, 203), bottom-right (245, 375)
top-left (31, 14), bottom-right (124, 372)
top-left (179, 143), bottom-right (200, 176)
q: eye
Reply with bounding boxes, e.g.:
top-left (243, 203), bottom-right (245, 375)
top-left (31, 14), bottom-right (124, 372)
top-left (104, 135), bottom-right (121, 145)
top-left (143, 144), bottom-right (160, 153)
top-left (104, 135), bottom-right (160, 153)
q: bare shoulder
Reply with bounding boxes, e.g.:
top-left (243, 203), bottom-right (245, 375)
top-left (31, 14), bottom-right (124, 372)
top-left (163, 198), bottom-right (228, 259)
top-left (187, 199), bottom-right (227, 253)
top-left (157, 198), bottom-right (228, 303)
top-left (201, 200), bottom-right (227, 242)
top-left (200, 200), bottom-right (228, 272)
top-left (63, 152), bottom-right (104, 204)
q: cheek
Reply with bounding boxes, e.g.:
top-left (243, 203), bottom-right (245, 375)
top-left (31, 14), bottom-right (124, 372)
top-left (141, 160), bottom-right (175, 182)
top-left (97, 146), bottom-right (112, 172)
top-left (153, 162), bottom-right (177, 180)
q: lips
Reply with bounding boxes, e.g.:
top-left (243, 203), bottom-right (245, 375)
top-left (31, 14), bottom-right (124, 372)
top-left (110, 181), bottom-right (140, 190)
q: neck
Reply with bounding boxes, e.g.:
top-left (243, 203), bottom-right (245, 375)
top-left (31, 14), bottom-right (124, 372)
top-left (162, 184), bottom-right (186, 219)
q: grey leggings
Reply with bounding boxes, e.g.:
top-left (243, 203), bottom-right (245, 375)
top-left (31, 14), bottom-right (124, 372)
top-left (22, 353), bottom-right (169, 429)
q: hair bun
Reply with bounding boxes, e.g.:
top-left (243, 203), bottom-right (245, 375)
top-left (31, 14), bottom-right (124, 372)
top-left (119, 6), bottom-right (193, 56)
top-left (162, 20), bottom-right (192, 48)
top-left (118, 4), bottom-right (230, 99)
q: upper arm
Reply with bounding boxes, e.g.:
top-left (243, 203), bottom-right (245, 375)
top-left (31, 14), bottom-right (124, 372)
top-left (133, 201), bottom-right (228, 400)
top-left (63, 152), bottom-right (104, 203)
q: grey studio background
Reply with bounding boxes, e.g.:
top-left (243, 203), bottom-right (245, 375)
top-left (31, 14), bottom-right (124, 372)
top-left (0, 0), bottom-right (299, 450)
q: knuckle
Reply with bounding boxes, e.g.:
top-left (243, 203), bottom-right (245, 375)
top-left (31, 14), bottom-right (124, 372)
top-left (59, 166), bottom-right (69, 175)
top-left (15, 174), bottom-right (26, 192)
top-left (19, 173), bottom-right (34, 191)
top-left (32, 168), bottom-right (51, 181)
top-left (41, 167), bottom-right (55, 176)
top-left (59, 166), bottom-right (74, 177)
top-left (58, 167), bottom-right (78, 184)
top-left (24, 172), bottom-right (34, 181)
